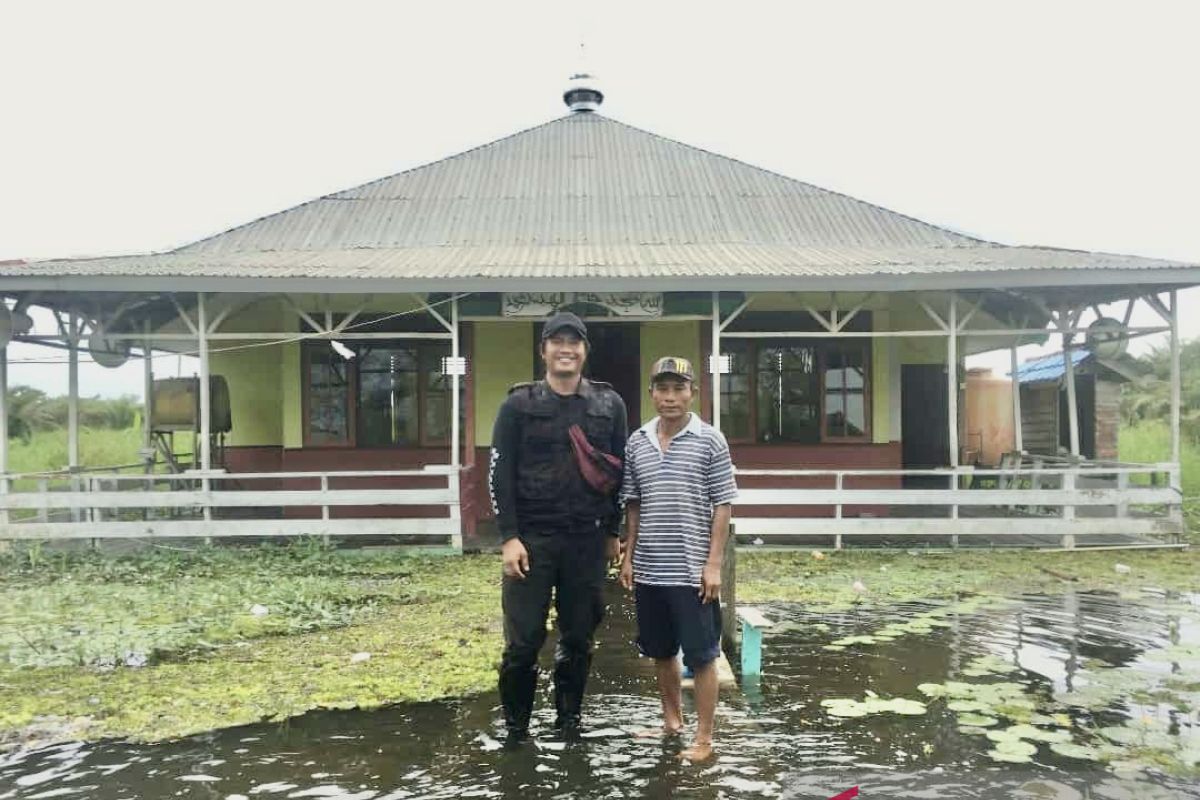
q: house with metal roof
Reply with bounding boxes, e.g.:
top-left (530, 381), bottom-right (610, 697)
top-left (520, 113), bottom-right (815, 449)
top-left (1, 78), bottom-right (1195, 548)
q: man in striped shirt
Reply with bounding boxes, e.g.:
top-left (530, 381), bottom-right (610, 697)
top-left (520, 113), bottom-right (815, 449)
top-left (618, 356), bottom-right (738, 762)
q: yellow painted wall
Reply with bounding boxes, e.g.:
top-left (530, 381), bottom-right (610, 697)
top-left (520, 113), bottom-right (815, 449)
top-left (281, 342), bottom-right (302, 448)
top-left (871, 310), bottom-right (890, 443)
top-left (639, 320), bottom-right (702, 425)
top-left (210, 343), bottom-right (283, 446)
top-left (473, 322), bottom-right (534, 447)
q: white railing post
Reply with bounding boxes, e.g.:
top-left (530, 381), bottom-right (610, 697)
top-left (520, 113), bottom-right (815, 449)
top-left (320, 473), bottom-right (330, 545)
top-left (1061, 470), bottom-right (1076, 549)
top-left (834, 472), bottom-right (843, 550)
top-left (448, 469), bottom-right (463, 551)
top-left (1116, 471), bottom-right (1129, 518)
top-left (1168, 466), bottom-right (1184, 535)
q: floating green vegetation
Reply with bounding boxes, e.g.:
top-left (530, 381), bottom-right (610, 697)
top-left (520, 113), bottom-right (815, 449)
top-left (820, 690), bottom-right (927, 719)
top-left (821, 598), bottom-right (994, 651)
top-left (0, 543), bottom-right (503, 746)
top-left (913, 599), bottom-right (1200, 778)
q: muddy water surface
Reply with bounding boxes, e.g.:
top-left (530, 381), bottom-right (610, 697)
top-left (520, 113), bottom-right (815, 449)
top-left (2, 586), bottom-right (1197, 799)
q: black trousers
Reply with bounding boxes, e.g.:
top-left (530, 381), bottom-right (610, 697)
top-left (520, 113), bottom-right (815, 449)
top-left (498, 530), bottom-right (607, 733)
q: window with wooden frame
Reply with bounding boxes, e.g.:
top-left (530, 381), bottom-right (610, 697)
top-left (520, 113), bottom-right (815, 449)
top-left (302, 340), bottom-right (458, 448)
top-left (719, 338), bottom-right (871, 444)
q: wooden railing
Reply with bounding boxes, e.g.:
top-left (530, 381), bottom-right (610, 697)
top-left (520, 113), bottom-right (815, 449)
top-left (732, 462), bottom-right (1184, 549)
top-left (0, 466), bottom-right (463, 549)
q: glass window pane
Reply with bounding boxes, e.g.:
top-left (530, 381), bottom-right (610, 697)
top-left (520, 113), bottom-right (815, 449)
top-left (357, 346), bottom-right (419, 446)
top-left (720, 342), bottom-right (752, 441)
top-left (307, 346), bottom-right (350, 443)
top-left (822, 343), bottom-right (868, 439)
top-left (756, 344), bottom-right (818, 443)
top-left (845, 394), bottom-right (866, 437)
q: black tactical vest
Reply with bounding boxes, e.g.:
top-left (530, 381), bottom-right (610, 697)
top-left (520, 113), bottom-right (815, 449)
top-left (507, 378), bottom-right (621, 531)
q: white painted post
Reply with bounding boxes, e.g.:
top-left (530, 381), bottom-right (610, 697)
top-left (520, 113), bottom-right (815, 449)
top-left (198, 294), bottom-right (211, 472)
top-left (711, 292), bottom-right (721, 432)
top-left (197, 293), bottom-right (212, 530)
top-left (1061, 469), bottom-right (1076, 549)
top-left (1116, 472), bottom-right (1129, 518)
top-left (450, 296), bottom-right (460, 470)
top-left (1010, 345), bottom-right (1023, 454)
top-left (834, 472), bottom-right (843, 551)
top-left (947, 294), bottom-right (959, 468)
top-left (1169, 290), bottom-right (1181, 465)
top-left (1061, 308), bottom-right (1081, 458)
top-left (0, 346), bottom-right (7, 526)
top-left (68, 312), bottom-right (80, 471)
top-left (320, 473), bottom-right (331, 546)
top-left (448, 469), bottom-right (463, 551)
top-left (143, 320), bottom-right (154, 464)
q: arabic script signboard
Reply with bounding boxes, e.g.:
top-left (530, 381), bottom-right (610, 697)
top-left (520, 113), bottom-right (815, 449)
top-left (502, 292), bottom-right (663, 318)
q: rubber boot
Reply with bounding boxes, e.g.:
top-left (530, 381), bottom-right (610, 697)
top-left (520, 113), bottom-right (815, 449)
top-left (552, 644), bottom-right (591, 736)
top-left (499, 663), bottom-right (537, 745)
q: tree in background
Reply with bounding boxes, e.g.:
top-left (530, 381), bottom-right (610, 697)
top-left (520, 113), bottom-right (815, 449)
top-left (1120, 338), bottom-right (1200, 442)
top-left (5, 386), bottom-right (140, 440)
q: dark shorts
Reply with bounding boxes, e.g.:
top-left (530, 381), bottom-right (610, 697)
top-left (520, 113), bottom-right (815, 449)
top-left (633, 583), bottom-right (722, 669)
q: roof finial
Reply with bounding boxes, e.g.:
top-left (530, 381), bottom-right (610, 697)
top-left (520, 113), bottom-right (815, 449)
top-left (563, 72), bottom-right (603, 113)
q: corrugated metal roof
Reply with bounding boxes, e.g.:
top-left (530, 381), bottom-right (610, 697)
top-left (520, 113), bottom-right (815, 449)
top-left (1016, 350), bottom-right (1090, 384)
top-left (6, 112), bottom-right (1198, 284)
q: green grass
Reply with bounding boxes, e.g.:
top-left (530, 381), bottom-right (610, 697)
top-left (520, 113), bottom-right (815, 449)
top-left (5, 426), bottom-right (195, 477)
top-left (0, 542), bottom-right (501, 744)
top-left (1119, 419), bottom-right (1199, 536)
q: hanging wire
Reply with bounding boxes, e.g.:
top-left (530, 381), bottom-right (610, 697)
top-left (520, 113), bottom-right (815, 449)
top-left (1, 292), bottom-right (472, 366)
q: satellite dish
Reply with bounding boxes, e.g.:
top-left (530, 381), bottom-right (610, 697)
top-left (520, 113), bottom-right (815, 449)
top-left (0, 305), bottom-right (33, 347)
top-left (1086, 317), bottom-right (1128, 359)
top-left (88, 330), bottom-right (131, 368)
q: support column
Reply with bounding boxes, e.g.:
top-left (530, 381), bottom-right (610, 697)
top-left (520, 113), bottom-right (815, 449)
top-left (1169, 289), bottom-right (1181, 465)
top-left (947, 294), bottom-right (959, 468)
top-left (68, 312), bottom-right (80, 470)
top-left (143, 320), bottom-right (154, 465)
top-left (1061, 310), bottom-right (1080, 458)
top-left (711, 292), bottom-right (721, 431)
top-left (0, 346), bottom-right (8, 525)
top-left (450, 296), bottom-right (460, 470)
top-left (1010, 345), bottom-right (1023, 453)
top-left (197, 293), bottom-right (211, 472)
top-left (449, 297), bottom-right (463, 551)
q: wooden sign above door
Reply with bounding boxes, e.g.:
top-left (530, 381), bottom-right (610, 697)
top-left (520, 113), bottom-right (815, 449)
top-left (502, 292), bottom-right (663, 318)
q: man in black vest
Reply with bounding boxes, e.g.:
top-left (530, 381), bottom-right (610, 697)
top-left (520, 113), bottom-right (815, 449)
top-left (489, 311), bottom-right (628, 743)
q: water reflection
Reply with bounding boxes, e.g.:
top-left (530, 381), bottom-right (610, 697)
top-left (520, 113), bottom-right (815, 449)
top-left (1, 588), bottom-right (1197, 799)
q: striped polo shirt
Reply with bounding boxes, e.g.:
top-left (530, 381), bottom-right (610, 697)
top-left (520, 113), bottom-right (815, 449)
top-left (620, 413), bottom-right (738, 587)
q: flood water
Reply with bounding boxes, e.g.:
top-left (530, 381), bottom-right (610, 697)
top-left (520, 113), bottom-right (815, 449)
top-left (2, 585), bottom-right (1198, 799)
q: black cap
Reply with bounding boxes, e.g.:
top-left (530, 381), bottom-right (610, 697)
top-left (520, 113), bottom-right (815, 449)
top-left (541, 311), bottom-right (588, 342)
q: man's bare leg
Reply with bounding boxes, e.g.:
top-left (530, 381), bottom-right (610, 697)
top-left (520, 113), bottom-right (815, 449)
top-left (679, 660), bottom-right (716, 761)
top-left (636, 656), bottom-right (685, 737)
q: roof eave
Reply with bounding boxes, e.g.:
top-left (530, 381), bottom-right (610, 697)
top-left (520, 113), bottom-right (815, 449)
top-left (2, 266), bottom-right (1198, 294)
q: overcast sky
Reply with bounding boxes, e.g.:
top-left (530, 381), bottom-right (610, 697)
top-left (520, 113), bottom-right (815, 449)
top-left (2, 0), bottom-right (1197, 397)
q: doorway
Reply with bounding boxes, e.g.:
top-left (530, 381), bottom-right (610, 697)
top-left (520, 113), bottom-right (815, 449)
top-left (901, 364), bottom-right (950, 469)
top-left (532, 322), bottom-right (641, 425)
